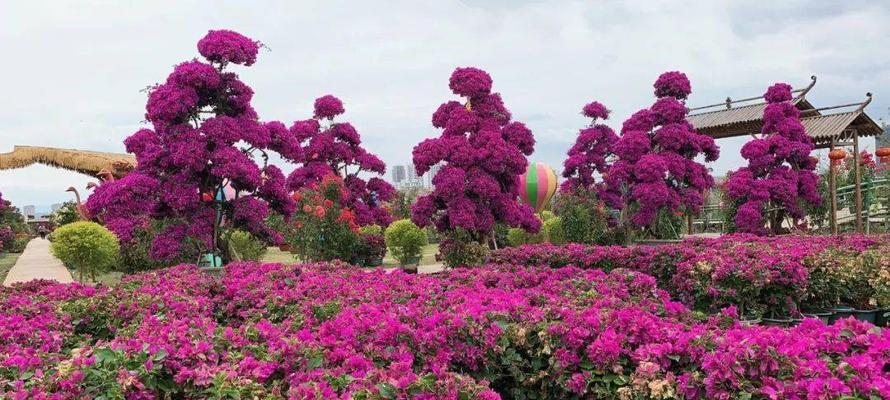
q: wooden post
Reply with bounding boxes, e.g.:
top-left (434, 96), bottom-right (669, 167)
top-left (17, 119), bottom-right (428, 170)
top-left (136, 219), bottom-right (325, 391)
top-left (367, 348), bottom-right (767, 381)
top-left (853, 130), bottom-right (863, 233)
top-left (829, 138), bottom-right (837, 235)
top-left (687, 213), bottom-right (693, 235)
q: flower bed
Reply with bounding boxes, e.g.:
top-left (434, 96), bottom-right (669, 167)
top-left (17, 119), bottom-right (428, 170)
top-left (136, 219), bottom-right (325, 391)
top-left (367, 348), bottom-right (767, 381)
top-left (490, 234), bottom-right (889, 318)
top-left (1, 262), bottom-right (888, 398)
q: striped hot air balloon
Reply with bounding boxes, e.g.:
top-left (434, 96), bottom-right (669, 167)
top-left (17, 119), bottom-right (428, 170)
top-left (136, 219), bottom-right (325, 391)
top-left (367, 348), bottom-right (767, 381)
top-left (518, 161), bottom-right (558, 213)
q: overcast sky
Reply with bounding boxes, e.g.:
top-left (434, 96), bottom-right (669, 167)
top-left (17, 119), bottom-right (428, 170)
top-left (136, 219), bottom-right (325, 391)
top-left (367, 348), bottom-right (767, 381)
top-left (1, 0), bottom-right (888, 210)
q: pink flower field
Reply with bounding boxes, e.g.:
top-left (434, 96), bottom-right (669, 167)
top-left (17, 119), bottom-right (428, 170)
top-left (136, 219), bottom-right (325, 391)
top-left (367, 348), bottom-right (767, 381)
top-left (2, 237), bottom-right (889, 399)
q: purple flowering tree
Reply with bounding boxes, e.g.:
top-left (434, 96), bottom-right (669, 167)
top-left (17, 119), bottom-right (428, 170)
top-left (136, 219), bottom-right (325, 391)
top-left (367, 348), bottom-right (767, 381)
top-left (285, 95), bottom-right (395, 227)
top-left (561, 101), bottom-right (618, 193)
top-left (605, 71), bottom-right (719, 237)
top-left (411, 67), bottom-right (540, 243)
top-left (87, 30), bottom-right (297, 264)
top-left (725, 83), bottom-right (821, 235)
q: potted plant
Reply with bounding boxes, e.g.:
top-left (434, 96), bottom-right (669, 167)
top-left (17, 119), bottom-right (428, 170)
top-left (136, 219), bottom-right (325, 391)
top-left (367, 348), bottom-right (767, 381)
top-left (872, 258), bottom-right (890, 327)
top-left (835, 251), bottom-right (880, 323)
top-left (384, 219), bottom-right (427, 273)
top-left (800, 252), bottom-right (838, 323)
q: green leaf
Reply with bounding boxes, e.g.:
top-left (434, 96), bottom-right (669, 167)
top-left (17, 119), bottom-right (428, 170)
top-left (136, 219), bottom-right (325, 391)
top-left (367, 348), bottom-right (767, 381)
top-left (93, 348), bottom-right (117, 365)
top-left (307, 355), bottom-right (324, 369)
top-left (377, 383), bottom-right (397, 399)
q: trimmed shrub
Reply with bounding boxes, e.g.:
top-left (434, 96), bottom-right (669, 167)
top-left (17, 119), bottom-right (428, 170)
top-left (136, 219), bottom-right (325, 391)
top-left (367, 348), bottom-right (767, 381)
top-left (384, 219), bottom-right (427, 266)
top-left (226, 230), bottom-right (267, 262)
top-left (50, 221), bottom-right (120, 282)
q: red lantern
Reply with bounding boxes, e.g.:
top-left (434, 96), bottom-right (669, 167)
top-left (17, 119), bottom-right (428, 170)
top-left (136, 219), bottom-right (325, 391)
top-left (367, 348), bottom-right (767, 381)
top-left (828, 149), bottom-right (847, 160)
top-left (876, 147), bottom-right (890, 157)
top-left (201, 192), bottom-right (213, 202)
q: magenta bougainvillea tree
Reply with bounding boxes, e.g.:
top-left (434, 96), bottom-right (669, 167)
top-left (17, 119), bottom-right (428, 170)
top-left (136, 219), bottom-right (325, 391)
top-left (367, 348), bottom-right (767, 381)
top-left (285, 95), bottom-right (395, 227)
top-left (725, 83), bottom-right (820, 235)
top-left (605, 71), bottom-right (720, 231)
top-left (561, 101), bottom-right (618, 192)
top-left (87, 30), bottom-right (298, 262)
top-left (411, 67), bottom-right (540, 240)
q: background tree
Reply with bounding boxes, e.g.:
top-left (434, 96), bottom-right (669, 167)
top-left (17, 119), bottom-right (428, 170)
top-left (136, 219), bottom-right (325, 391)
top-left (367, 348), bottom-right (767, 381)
top-left (411, 67), bottom-right (540, 244)
top-left (605, 71), bottom-right (719, 238)
top-left (725, 83), bottom-right (821, 235)
top-left (86, 30), bottom-right (297, 264)
top-left (49, 201), bottom-right (80, 227)
top-left (285, 95), bottom-right (395, 227)
top-left (0, 191), bottom-right (30, 252)
top-left (389, 186), bottom-right (425, 220)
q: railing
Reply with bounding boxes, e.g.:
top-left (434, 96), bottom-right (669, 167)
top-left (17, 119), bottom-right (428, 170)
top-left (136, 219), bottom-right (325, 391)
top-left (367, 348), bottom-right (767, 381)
top-left (835, 178), bottom-right (889, 233)
top-left (689, 178), bottom-right (888, 234)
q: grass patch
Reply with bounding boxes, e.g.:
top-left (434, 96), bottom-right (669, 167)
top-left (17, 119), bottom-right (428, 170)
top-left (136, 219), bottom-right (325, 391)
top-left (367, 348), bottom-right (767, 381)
top-left (0, 252), bottom-right (22, 283)
top-left (68, 267), bottom-right (123, 286)
top-left (262, 243), bottom-right (441, 268)
top-left (262, 247), bottom-right (298, 264)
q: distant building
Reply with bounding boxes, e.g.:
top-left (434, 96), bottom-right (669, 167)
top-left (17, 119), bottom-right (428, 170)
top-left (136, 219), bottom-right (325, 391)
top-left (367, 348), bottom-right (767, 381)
top-left (426, 164), bottom-right (442, 188)
top-left (51, 203), bottom-right (63, 212)
top-left (391, 163), bottom-right (444, 190)
top-left (391, 165), bottom-right (406, 185)
top-left (23, 205), bottom-right (35, 220)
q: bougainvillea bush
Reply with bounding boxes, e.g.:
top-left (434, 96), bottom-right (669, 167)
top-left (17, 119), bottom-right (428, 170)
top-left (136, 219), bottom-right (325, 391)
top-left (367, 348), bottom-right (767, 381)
top-left (725, 83), bottom-right (821, 235)
top-left (2, 262), bottom-right (889, 399)
top-left (561, 100), bottom-right (618, 193)
top-left (286, 95), bottom-right (395, 227)
top-left (86, 30), bottom-right (297, 264)
top-left (605, 71), bottom-right (719, 237)
top-left (0, 191), bottom-right (30, 253)
top-left (411, 67), bottom-right (540, 242)
top-left (491, 234), bottom-right (890, 317)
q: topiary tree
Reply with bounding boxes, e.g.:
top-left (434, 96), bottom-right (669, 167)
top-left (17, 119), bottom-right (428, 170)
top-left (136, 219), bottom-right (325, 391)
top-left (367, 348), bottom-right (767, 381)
top-left (286, 95), bottom-right (395, 227)
top-left (561, 101), bottom-right (618, 193)
top-left (605, 71), bottom-right (719, 238)
top-left (725, 83), bottom-right (821, 235)
top-left (51, 221), bottom-right (120, 282)
top-left (86, 30), bottom-right (298, 266)
top-left (411, 67), bottom-right (541, 246)
top-left (384, 219), bottom-right (427, 268)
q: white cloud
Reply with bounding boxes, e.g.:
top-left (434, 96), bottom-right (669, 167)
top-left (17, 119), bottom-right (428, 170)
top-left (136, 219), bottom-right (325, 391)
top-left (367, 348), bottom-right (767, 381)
top-left (1, 0), bottom-right (887, 208)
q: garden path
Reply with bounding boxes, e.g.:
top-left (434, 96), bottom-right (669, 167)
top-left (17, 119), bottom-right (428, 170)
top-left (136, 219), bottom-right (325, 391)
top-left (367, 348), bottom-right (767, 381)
top-left (2, 238), bottom-right (73, 286)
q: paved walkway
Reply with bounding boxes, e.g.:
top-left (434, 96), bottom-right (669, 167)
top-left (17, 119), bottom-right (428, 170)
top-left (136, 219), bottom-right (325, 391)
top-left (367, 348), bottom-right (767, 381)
top-left (3, 238), bottom-right (74, 286)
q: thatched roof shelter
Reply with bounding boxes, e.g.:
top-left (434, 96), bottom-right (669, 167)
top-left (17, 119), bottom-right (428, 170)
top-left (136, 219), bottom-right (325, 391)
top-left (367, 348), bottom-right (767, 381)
top-left (687, 76), bottom-right (882, 148)
top-left (0, 146), bottom-right (135, 178)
